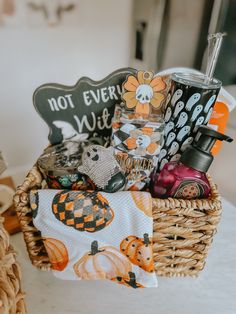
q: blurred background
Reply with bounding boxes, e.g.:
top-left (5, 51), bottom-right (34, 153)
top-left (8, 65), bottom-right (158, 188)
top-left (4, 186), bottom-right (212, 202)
top-left (0, 0), bottom-right (235, 204)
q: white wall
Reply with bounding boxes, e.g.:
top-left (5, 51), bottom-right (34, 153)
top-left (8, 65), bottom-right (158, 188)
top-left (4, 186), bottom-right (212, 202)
top-left (161, 0), bottom-right (205, 69)
top-left (0, 0), bottom-right (133, 177)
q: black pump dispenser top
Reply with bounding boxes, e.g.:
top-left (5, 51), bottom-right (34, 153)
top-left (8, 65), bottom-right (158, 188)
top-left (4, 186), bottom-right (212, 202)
top-left (180, 126), bottom-right (233, 172)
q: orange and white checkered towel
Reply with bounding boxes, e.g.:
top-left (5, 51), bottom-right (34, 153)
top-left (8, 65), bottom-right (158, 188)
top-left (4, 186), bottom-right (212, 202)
top-left (30, 190), bottom-right (157, 288)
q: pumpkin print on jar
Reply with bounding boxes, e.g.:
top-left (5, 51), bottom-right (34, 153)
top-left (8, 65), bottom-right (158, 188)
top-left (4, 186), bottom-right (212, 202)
top-left (120, 234), bottom-right (154, 272)
top-left (43, 238), bottom-right (69, 271)
top-left (73, 241), bottom-right (132, 280)
top-left (52, 191), bottom-right (114, 233)
top-left (111, 272), bottom-right (144, 289)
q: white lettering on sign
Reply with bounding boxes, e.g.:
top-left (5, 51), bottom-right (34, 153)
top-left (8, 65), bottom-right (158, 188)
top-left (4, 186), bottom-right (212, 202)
top-left (82, 84), bottom-right (122, 106)
top-left (48, 98), bottom-right (59, 111)
top-left (83, 91), bottom-right (92, 106)
top-left (73, 108), bottom-right (112, 133)
top-left (48, 94), bottom-right (75, 111)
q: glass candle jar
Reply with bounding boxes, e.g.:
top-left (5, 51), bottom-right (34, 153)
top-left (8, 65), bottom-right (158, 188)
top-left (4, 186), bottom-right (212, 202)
top-left (37, 141), bottom-right (96, 190)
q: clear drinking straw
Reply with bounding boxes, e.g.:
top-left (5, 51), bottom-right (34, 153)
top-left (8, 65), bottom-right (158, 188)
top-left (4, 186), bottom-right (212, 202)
top-left (205, 32), bottom-right (226, 83)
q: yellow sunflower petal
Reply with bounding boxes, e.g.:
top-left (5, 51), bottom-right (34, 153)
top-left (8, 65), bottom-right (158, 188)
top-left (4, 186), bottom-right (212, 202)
top-left (124, 75), bottom-right (139, 91)
top-left (123, 91), bottom-right (138, 108)
top-left (150, 76), bottom-right (166, 92)
top-left (150, 93), bottom-right (165, 108)
top-left (137, 71), bottom-right (145, 84)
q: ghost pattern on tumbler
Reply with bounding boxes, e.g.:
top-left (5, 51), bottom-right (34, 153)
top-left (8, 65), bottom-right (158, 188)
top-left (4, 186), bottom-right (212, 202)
top-left (157, 83), bottom-right (219, 171)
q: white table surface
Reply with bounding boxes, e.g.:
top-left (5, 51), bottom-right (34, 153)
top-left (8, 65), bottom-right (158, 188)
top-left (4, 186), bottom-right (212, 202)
top-left (10, 197), bottom-right (236, 314)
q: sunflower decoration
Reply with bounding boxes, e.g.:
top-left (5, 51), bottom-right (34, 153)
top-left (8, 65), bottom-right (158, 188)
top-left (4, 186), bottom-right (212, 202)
top-left (124, 127), bottom-right (161, 156)
top-left (122, 71), bottom-right (167, 116)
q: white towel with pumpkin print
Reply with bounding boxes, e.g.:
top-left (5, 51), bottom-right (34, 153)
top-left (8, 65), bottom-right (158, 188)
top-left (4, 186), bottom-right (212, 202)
top-left (30, 190), bottom-right (157, 288)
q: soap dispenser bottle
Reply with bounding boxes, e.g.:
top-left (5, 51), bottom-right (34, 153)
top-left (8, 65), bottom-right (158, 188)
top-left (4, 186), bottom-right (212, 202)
top-left (152, 126), bottom-right (233, 199)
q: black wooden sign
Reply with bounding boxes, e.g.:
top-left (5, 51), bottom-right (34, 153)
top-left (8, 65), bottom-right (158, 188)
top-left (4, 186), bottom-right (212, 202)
top-left (33, 68), bottom-right (136, 145)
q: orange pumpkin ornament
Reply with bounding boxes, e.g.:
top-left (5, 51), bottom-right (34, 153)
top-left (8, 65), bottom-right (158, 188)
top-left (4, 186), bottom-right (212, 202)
top-left (73, 241), bottom-right (132, 280)
top-left (131, 192), bottom-right (152, 217)
top-left (120, 234), bottom-right (154, 272)
top-left (112, 272), bottom-right (144, 289)
top-left (43, 238), bottom-right (69, 271)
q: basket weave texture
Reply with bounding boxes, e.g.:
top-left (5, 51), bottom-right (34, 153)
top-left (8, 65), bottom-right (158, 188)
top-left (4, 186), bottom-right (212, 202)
top-left (0, 216), bottom-right (26, 314)
top-left (14, 166), bottom-right (222, 277)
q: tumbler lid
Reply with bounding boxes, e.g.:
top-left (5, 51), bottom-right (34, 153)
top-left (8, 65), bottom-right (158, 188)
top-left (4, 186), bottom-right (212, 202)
top-left (172, 73), bottom-right (221, 89)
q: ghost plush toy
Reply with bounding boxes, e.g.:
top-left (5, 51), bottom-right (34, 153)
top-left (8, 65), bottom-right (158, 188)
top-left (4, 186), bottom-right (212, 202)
top-left (78, 145), bottom-right (126, 193)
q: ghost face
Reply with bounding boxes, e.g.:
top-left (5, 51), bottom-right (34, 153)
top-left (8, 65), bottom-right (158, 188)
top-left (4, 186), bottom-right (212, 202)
top-left (193, 116), bottom-right (205, 133)
top-left (85, 146), bottom-right (100, 162)
top-left (186, 93), bottom-right (201, 111)
top-left (171, 89), bottom-right (183, 106)
top-left (176, 112), bottom-right (188, 128)
top-left (174, 89), bottom-right (183, 98)
top-left (165, 121), bottom-right (174, 136)
top-left (204, 95), bottom-right (216, 113)
top-left (166, 132), bottom-right (176, 146)
top-left (191, 105), bottom-right (203, 122)
top-left (195, 116), bottom-right (204, 126)
top-left (173, 101), bottom-right (184, 117)
top-left (136, 135), bottom-right (151, 148)
top-left (168, 141), bottom-right (179, 156)
top-left (159, 148), bottom-right (167, 161)
top-left (177, 126), bottom-right (191, 141)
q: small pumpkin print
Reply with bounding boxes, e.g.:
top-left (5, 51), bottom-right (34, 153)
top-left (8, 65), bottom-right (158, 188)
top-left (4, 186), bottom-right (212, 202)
top-left (131, 192), bottom-right (152, 217)
top-left (43, 238), bottom-right (69, 271)
top-left (111, 272), bottom-right (144, 289)
top-left (52, 190), bottom-right (114, 232)
top-left (120, 234), bottom-right (154, 272)
top-left (73, 241), bottom-right (132, 280)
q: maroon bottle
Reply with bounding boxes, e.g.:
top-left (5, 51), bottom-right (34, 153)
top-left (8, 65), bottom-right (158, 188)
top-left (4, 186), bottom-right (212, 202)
top-left (152, 126), bottom-right (233, 199)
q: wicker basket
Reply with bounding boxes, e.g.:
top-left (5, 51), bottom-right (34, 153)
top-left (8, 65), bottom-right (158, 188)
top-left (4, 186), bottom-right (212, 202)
top-left (0, 216), bottom-right (26, 314)
top-left (14, 165), bottom-right (222, 277)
